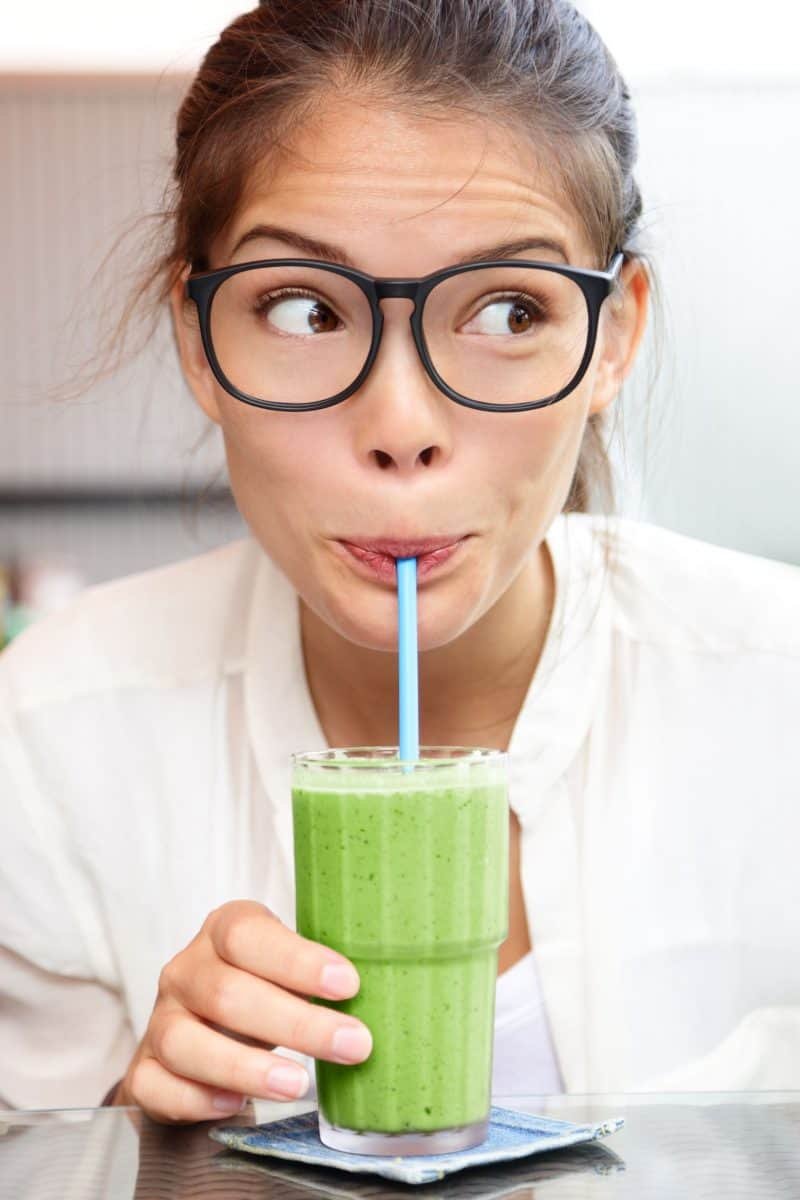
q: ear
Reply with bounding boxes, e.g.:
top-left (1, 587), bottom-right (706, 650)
top-left (587, 256), bottom-right (650, 416)
top-left (168, 265), bottom-right (224, 426)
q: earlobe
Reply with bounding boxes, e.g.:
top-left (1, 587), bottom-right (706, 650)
top-left (168, 269), bottom-right (223, 426)
top-left (587, 259), bottom-right (651, 416)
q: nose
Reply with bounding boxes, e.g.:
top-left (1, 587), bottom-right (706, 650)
top-left (350, 298), bottom-right (454, 476)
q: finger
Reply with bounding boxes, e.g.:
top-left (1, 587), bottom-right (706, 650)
top-left (176, 959), bottom-right (373, 1065)
top-left (127, 1053), bottom-right (246, 1125)
top-left (207, 902), bottom-right (361, 1000)
top-left (152, 1010), bottom-right (311, 1100)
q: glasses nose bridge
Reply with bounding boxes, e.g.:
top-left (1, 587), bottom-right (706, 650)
top-left (370, 278), bottom-right (427, 380)
top-left (374, 278), bottom-right (422, 303)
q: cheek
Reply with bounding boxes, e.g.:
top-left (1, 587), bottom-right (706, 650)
top-left (212, 394), bottom-right (330, 558)
top-left (214, 392), bottom-right (337, 497)
top-left (488, 395), bottom-right (590, 514)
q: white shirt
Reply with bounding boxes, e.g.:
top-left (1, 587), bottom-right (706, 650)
top-left (2, 512), bottom-right (799, 1109)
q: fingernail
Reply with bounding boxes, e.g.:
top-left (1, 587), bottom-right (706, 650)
top-left (331, 1024), bottom-right (372, 1063)
top-left (320, 961), bottom-right (360, 997)
top-left (265, 1064), bottom-right (309, 1099)
top-left (212, 1090), bottom-right (244, 1113)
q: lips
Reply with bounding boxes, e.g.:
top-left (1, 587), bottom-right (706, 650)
top-left (335, 535), bottom-right (469, 584)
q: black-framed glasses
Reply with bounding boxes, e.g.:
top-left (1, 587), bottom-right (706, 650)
top-left (185, 252), bottom-right (625, 413)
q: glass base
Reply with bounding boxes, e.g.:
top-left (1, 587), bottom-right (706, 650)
top-left (318, 1110), bottom-right (489, 1156)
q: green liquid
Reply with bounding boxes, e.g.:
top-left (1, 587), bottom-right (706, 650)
top-left (292, 769), bottom-right (508, 1134)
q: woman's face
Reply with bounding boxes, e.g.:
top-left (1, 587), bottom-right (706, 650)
top-left (172, 98), bottom-right (648, 653)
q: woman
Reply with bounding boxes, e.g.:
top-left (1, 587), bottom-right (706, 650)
top-left (1, 0), bottom-right (799, 1122)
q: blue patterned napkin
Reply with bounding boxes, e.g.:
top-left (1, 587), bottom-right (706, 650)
top-left (210, 1105), bottom-right (624, 1185)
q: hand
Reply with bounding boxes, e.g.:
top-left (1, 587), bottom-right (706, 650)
top-left (112, 900), bottom-right (371, 1122)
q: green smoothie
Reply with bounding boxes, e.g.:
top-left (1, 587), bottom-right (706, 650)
top-left (292, 751), bottom-right (508, 1140)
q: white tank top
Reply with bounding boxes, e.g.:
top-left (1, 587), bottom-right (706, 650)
top-left (491, 949), bottom-right (564, 1097)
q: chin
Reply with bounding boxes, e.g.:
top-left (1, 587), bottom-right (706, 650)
top-left (323, 582), bottom-right (476, 654)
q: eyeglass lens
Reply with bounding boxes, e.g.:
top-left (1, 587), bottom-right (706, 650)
top-left (208, 264), bottom-right (590, 407)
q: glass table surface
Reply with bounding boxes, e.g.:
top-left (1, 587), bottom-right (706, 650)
top-left (1, 1092), bottom-right (798, 1199)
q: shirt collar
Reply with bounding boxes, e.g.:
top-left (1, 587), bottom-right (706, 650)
top-left (507, 512), bottom-right (613, 822)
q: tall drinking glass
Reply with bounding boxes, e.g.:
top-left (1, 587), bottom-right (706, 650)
top-left (291, 747), bottom-right (509, 1156)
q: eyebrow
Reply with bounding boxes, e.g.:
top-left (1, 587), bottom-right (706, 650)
top-left (228, 223), bottom-right (569, 269)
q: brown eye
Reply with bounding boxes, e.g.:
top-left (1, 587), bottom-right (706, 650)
top-left (507, 300), bottom-right (534, 334)
top-left (256, 290), bottom-right (341, 335)
top-left (463, 293), bottom-right (545, 336)
top-left (305, 301), bottom-right (339, 334)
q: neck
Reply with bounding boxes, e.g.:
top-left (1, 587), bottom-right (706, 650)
top-left (300, 539), bottom-right (555, 751)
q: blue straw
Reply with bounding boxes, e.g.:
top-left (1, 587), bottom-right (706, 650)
top-left (396, 557), bottom-right (419, 766)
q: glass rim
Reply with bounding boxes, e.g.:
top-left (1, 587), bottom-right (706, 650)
top-left (291, 745), bottom-right (507, 771)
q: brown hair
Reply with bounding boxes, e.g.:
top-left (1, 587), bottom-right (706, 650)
top-left (70, 0), bottom-right (661, 514)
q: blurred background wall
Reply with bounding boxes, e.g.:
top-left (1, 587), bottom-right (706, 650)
top-left (583, 0), bottom-right (800, 566)
top-left (1, 1), bottom-right (798, 641)
top-left (0, 73), bottom-right (242, 589)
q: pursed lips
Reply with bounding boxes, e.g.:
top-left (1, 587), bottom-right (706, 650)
top-left (335, 535), bottom-right (471, 583)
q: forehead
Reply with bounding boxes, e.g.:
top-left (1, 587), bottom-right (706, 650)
top-left (217, 98), bottom-right (594, 273)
